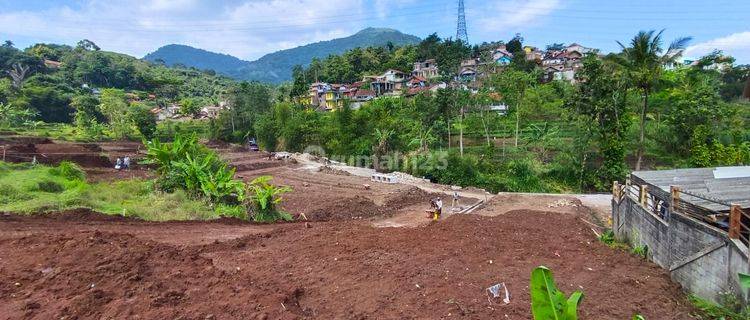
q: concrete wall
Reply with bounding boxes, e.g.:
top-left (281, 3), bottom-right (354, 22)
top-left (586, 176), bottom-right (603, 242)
top-left (613, 197), bottom-right (749, 303)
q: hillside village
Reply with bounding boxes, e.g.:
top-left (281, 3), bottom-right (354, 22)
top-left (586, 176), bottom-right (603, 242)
top-left (302, 42), bottom-right (596, 111)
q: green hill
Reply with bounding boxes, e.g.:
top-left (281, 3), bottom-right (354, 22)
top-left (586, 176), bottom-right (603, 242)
top-left (143, 44), bottom-right (248, 75)
top-left (143, 28), bottom-right (421, 83)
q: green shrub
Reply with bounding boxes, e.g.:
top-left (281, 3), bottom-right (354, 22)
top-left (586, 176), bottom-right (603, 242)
top-left (0, 183), bottom-right (31, 204)
top-left (247, 176), bottom-right (292, 222)
top-left (599, 229), bottom-right (616, 245)
top-left (36, 180), bottom-right (64, 193)
top-left (49, 161), bottom-right (86, 181)
top-left (631, 244), bottom-right (649, 259)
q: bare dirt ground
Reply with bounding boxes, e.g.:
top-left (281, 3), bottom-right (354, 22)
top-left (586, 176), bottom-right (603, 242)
top-left (0, 140), bottom-right (696, 319)
top-left (0, 210), bottom-right (694, 319)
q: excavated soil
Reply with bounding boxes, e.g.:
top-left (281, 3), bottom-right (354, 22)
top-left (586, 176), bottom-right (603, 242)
top-left (306, 187), bottom-right (441, 221)
top-left (0, 141), bottom-right (695, 318)
top-left (0, 210), bottom-right (693, 319)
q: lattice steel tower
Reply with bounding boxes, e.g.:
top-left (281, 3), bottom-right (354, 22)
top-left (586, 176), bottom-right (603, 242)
top-left (456, 0), bottom-right (468, 44)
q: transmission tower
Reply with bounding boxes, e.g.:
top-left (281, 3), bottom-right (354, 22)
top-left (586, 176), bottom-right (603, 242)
top-left (456, 0), bottom-right (468, 44)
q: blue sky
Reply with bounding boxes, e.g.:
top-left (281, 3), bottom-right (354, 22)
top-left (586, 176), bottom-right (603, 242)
top-left (1, 0), bottom-right (749, 63)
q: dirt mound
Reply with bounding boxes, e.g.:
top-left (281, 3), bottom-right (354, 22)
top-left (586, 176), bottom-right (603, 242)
top-left (233, 161), bottom-right (285, 172)
top-left (383, 186), bottom-right (436, 210)
top-left (307, 195), bottom-right (382, 221)
top-left (305, 187), bottom-right (464, 221)
top-left (317, 165), bottom-right (351, 176)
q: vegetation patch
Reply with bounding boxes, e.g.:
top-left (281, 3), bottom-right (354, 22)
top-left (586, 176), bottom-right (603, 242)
top-left (0, 161), bottom-right (240, 221)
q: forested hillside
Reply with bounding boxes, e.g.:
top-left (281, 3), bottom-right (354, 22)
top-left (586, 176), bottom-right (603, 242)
top-left (143, 44), bottom-right (249, 75)
top-left (2, 32), bottom-right (749, 194)
top-left (144, 27), bottom-right (421, 83)
top-left (0, 39), bottom-right (233, 139)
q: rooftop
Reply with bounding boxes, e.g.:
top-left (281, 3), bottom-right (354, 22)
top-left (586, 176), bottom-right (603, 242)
top-left (632, 166), bottom-right (750, 211)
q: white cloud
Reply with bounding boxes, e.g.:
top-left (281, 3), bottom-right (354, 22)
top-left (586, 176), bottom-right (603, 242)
top-left (0, 0), bottom-right (366, 60)
top-left (474, 0), bottom-right (561, 36)
top-left (685, 31), bottom-right (750, 63)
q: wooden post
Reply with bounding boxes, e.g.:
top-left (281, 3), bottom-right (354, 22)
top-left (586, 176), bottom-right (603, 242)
top-left (640, 185), bottom-right (648, 206)
top-left (670, 186), bottom-right (680, 215)
top-left (729, 204), bottom-right (741, 239)
top-left (612, 181), bottom-right (620, 200)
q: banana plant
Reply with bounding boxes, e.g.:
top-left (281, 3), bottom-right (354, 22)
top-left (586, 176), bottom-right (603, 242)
top-left (247, 176), bottom-right (292, 222)
top-left (530, 266), bottom-right (583, 320)
top-left (740, 273), bottom-right (750, 290)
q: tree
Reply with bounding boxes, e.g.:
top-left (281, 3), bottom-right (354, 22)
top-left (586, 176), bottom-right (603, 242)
top-left (98, 88), bottom-right (129, 138)
top-left (76, 39), bottom-right (100, 51)
top-left (254, 112), bottom-right (278, 152)
top-left (612, 30), bottom-right (691, 170)
top-left (179, 97), bottom-right (200, 118)
top-left (372, 128), bottom-right (394, 172)
top-left (569, 55), bottom-right (631, 190)
top-left (129, 103), bottom-right (157, 139)
top-left (6, 63), bottom-right (30, 89)
top-left (546, 43), bottom-right (565, 51)
top-left (506, 34), bottom-right (524, 54)
top-left (489, 69), bottom-right (536, 148)
top-left (290, 65), bottom-right (307, 98)
top-left (17, 79), bottom-right (73, 123)
top-left (71, 94), bottom-right (101, 129)
top-left (219, 82), bottom-right (272, 141)
top-left (2, 40), bottom-right (13, 48)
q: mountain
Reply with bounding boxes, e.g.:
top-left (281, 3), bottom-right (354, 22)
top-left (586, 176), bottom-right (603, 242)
top-left (143, 44), bottom-right (248, 75)
top-left (143, 28), bottom-right (421, 83)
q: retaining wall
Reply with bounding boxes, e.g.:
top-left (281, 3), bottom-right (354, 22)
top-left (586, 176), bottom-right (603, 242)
top-left (613, 197), bottom-right (749, 303)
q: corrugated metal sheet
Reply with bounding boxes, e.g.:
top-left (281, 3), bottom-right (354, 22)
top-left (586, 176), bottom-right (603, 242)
top-left (632, 166), bottom-right (750, 211)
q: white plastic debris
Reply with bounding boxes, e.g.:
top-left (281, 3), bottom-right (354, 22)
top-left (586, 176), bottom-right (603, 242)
top-left (486, 282), bottom-right (510, 305)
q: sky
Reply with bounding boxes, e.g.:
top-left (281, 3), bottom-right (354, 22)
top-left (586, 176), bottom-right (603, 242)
top-left (1, 0), bottom-right (749, 63)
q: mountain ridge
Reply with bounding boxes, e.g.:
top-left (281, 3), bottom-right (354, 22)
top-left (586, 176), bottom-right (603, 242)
top-left (143, 27), bottom-right (421, 83)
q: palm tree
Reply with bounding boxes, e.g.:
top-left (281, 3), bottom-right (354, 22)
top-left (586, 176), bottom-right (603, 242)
top-left (613, 30), bottom-right (691, 170)
top-left (372, 128), bottom-right (394, 172)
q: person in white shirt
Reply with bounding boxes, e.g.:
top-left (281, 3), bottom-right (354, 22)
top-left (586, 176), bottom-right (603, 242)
top-left (451, 191), bottom-right (460, 210)
top-left (434, 198), bottom-right (443, 220)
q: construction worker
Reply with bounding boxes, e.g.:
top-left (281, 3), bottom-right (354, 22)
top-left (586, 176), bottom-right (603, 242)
top-left (452, 191), bottom-right (460, 210)
top-left (434, 197), bottom-right (443, 221)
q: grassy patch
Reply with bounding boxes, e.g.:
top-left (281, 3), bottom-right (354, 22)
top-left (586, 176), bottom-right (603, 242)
top-left (689, 294), bottom-right (750, 320)
top-left (0, 161), bottom-right (245, 221)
